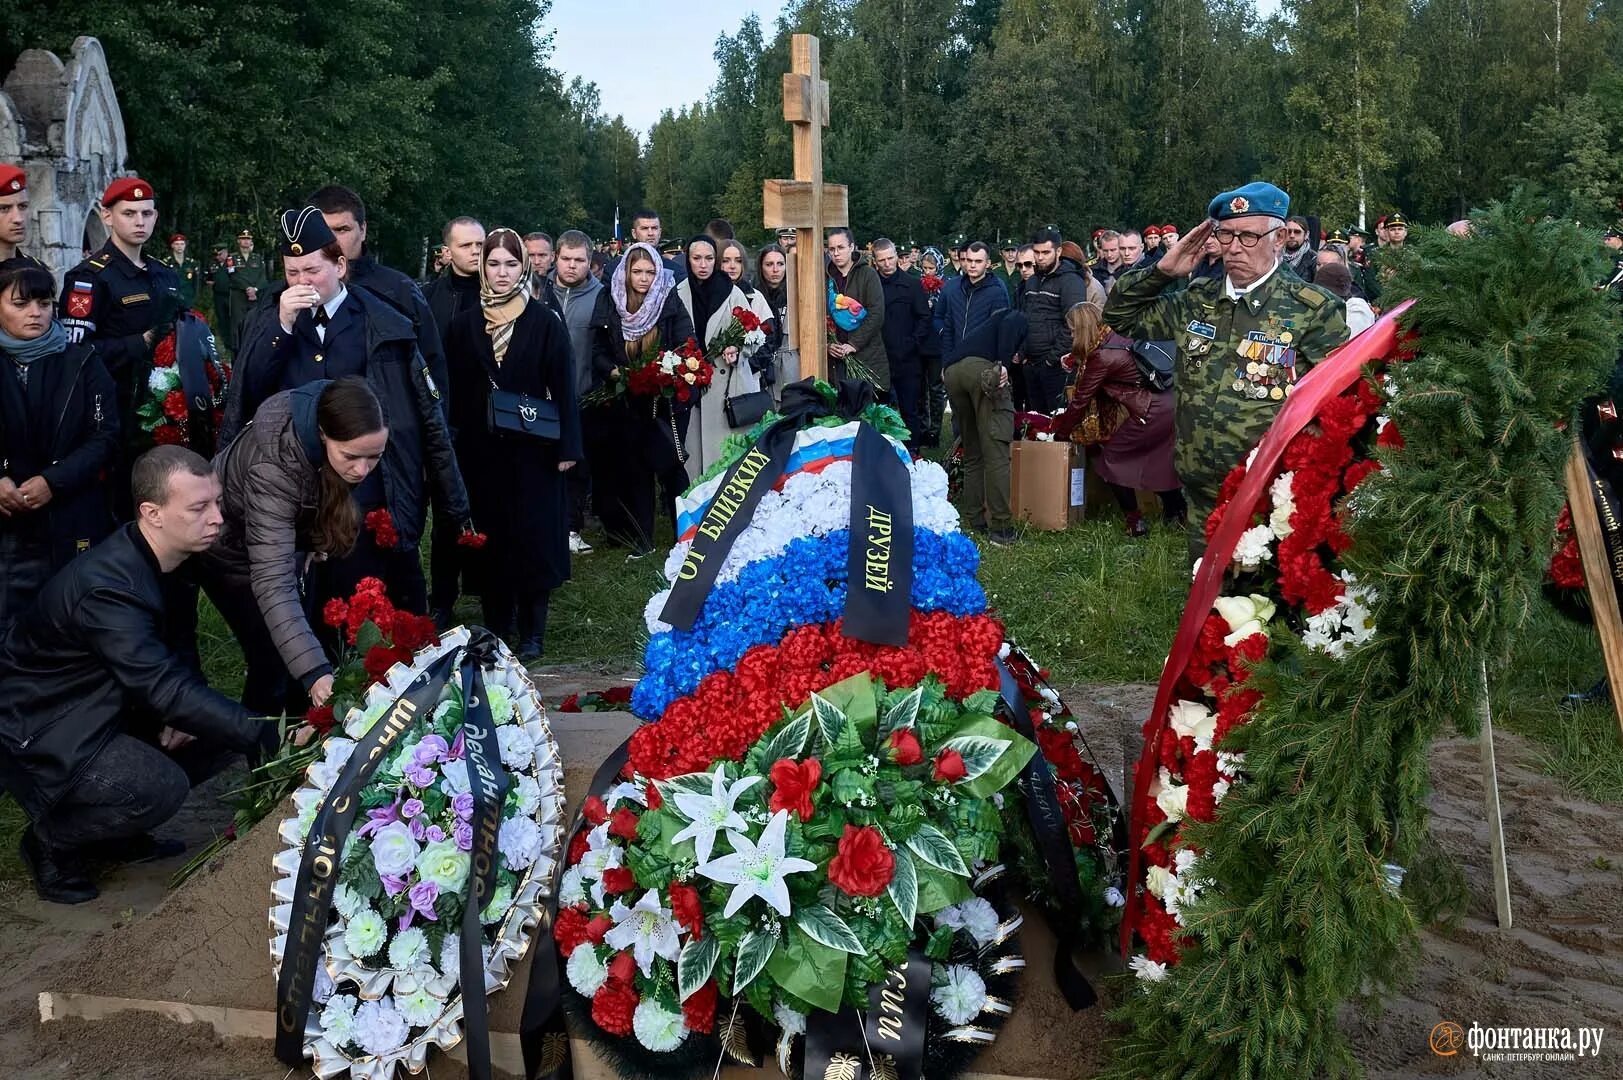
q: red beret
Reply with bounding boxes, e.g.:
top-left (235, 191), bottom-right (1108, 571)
top-left (0, 164), bottom-right (24, 195)
top-left (102, 176), bottom-right (155, 207)
top-left (1144, 225), bottom-right (1162, 236)
top-left (169, 233), bottom-right (186, 243)
top-left (1161, 224), bottom-right (1178, 233)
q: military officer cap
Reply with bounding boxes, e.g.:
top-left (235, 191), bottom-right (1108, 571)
top-left (660, 239), bottom-right (682, 256)
top-left (951, 233), bottom-right (967, 250)
top-left (102, 176), bottom-right (155, 207)
top-left (237, 228), bottom-right (254, 240)
top-left (1385, 210), bottom-right (1411, 229)
top-left (278, 205), bottom-right (338, 258)
top-left (0, 164), bottom-right (24, 194)
top-left (1000, 238), bottom-right (1017, 251)
top-left (1348, 225), bottom-right (1371, 239)
top-left (1325, 227), bottom-right (1350, 245)
top-left (1208, 181), bottom-right (1289, 222)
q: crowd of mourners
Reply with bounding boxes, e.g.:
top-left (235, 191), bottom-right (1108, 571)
top-left (0, 159), bottom-right (1420, 903)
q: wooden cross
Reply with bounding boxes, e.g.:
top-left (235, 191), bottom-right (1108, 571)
top-left (763, 34), bottom-right (849, 383)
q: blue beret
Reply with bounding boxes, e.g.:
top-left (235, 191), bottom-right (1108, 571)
top-left (278, 206), bottom-right (337, 258)
top-left (1207, 181), bottom-right (1290, 222)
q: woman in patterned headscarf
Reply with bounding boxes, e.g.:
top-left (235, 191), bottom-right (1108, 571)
top-left (443, 227), bottom-right (583, 661)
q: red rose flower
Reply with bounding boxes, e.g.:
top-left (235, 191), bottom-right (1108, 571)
top-left (682, 979), bottom-right (718, 1034)
top-left (828, 824), bottom-right (895, 897)
top-left (886, 728), bottom-right (923, 766)
top-left (602, 867), bottom-right (636, 895)
top-left (932, 748), bottom-right (967, 783)
top-left (608, 807), bottom-right (640, 842)
top-left (553, 903), bottom-right (592, 958)
top-left (768, 757), bottom-right (822, 821)
top-left (591, 981), bottom-right (637, 1036)
top-left (668, 880), bottom-right (704, 939)
top-left (582, 795), bottom-right (609, 825)
top-left (607, 950), bottom-right (636, 985)
top-left (304, 704), bottom-right (336, 734)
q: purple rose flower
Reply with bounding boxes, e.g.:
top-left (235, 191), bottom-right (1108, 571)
top-left (409, 880), bottom-right (440, 923)
top-left (426, 825), bottom-right (446, 844)
top-left (412, 734), bottom-right (450, 766)
top-left (409, 815), bottom-right (428, 841)
top-left (447, 729), bottom-right (466, 761)
top-left (404, 763), bottom-right (435, 789)
top-left (452, 792), bottom-right (475, 821)
top-left (356, 802), bottom-right (401, 838)
top-left (454, 822), bottom-right (474, 851)
top-left (381, 873), bottom-right (410, 897)
top-left (401, 798), bottom-right (425, 820)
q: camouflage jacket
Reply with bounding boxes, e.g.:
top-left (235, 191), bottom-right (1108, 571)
top-left (1103, 261), bottom-right (1349, 503)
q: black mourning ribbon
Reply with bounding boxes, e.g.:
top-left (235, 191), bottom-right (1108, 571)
top-left (844, 420), bottom-right (914, 646)
top-left (458, 629), bottom-right (511, 1080)
top-left (862, 947), bottom-right (932, 1080)
top-left (173, 312), bottom-right (220, 452)
top-left (1579, 418), bottom-right (1623, 599)
top-left (995, 657), bottom-right (1097, 1010)
top-left (659, 378), bottom-right (889, 632)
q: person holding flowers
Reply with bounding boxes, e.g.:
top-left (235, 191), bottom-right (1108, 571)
top-left (192, 376), bottom-right (388, 715)
top-left (445, 227), bottom-right (583, 661)
top-left (676, 235), bottom-right (758, 480)
top-left (0, 260), bottom-right (119, 637)
top-left (603, 242), bottom-right (696, 555)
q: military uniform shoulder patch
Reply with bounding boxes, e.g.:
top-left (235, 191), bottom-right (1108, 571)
top-left (86, 255), bottom-right (110, 272)
top-left (1294, 285), bottom-right (1332, 309)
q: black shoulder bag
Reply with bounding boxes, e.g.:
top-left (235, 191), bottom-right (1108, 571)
top-left (723, 354), bottom-right (774, 429)
top-left (1130, 339), bottom-right (1177, 392)
top-left (486, 373), bottom-right (560, 442)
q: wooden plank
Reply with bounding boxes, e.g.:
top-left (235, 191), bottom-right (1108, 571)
top-left (781, 73), bottom-right (830, 125)
top-left (1563, 442), bottom-right (1623, 743)
top-left (762, 180), bottom-right (848, 230)
top-left (789, 34), bottom-right (828, 382)
top-left (1476, 662), bottom-right (1513, 929)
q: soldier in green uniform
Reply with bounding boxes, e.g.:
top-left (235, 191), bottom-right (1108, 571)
top-left (158, 232), bottom-right (200, 308)
top-left (209, 246), bottom-right (231, 332)
top-left (1104, 181), bottom-right (1349, 538)
top-left (225, 228), bottom-right (268, 352)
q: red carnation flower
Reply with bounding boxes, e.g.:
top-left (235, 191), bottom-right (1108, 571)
top-left (322, 599), bottom-right (349, 630)
top-left (682, 979), bottom-right (718, 1034)
top-left (591, 980), bottom-right (637, 1036)
top-left (606, 950), bottom-right (636, 985)
top-left (586, 914), bottom-right (614, 945)
top-left (582, 795), bottom-right (609, 825)
top-left (162, 389), bottom-right (188, 422)
top-left (668, 880), bottom-right (704, 939)
top-left (828, 824), bottom-right (895, 897)
top-left (553, 904), bottom-right (592, 958)
top-left (304, 704), bottom-right (336, 734)
top-left (567, 829), bottom-right (590, 866)
top-left (932, 748), bottom-right (967, 783)
top-left (602, 867), bottom-right (637, 895)
top-left (886, 728), bottom-right (923, 766)
top-left (768, 757), bottom-right (822, 821)
top-left (457, 530), bottom-right (489, 549)
top-left (558, 694), bottom-right (581, 712)
top-left (608, 807), bottom-right (640, 842)
top-left (363, 645), bottom-right (399, 682)
top-left (152, 423), bottom-right (185, 446)
top-left (645, 782), bottom-right (663, 810)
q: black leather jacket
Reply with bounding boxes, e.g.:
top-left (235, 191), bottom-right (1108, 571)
top-left (0, 524), bottom-right (268, 819)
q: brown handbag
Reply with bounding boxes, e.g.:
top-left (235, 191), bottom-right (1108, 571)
top-left (1067, 396), bottom-right (1128, 446)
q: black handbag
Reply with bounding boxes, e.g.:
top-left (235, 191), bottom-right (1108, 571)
top-left (723, 358), bottom-right (774, 429)
top-left (486, 374), bottom-right (560, 442)
top-left (1131, 339), bottom-right (1177, 392)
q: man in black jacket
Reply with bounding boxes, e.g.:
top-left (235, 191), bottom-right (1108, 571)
top-left (873, 238), bottom-right (934, 449)
top-left (0, 446), bottom-right (275, 903)
top-left (1019, 226), bottom-right (1091, 411)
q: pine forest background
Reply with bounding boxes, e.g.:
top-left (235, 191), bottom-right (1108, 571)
top-left (7, 0), bottom-right (1623, 270)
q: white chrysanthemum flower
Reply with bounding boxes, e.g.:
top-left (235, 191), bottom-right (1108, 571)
top-left (320, 993), bottom-right (359, 1045)
top-left (632, 998), bottom-right (687, 1051)
top-left (499, 816), bottom-right (542, 870)
top-left (1129, 956), bottom-right (1168, 982)
top-left (307, 737), bottom-right (357, 792)
top-left (930, 965), bottom-right (988, 1024)
top-left (935, 898), bottom-right (1000, 947)
top-left (496, 723), bottom-right (534, 769)
top-left (512, 773), bottom-right (542, 816)
top-left (1213, 779), bottom-right (1232, 804)
top-left (558, 866), bottom-right (588, 906)
top-left (395, 983), bottom-right (441, 1028)
top-left (481, 882), bottom-right (514, 924)
top-left (352, 997), bottom-right (410, 1057)
top-left (774, 1001), bottom-right (807, 1035)
top-left (347, 695), bottom-right (392, 738)
top-left (1268, 470), bottom-right (1297, 538)
top-left (1232, 524), bottom-right (1276, 571)
top-left (567, 943), bottom-right (610, 996)
top-left (388, 927), bottom-right (430, 971)
top-left (343, 908), bottom-right (387, 958)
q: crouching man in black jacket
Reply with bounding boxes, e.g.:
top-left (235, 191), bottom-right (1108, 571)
top-left (0, 445), bottom-right (276, 904)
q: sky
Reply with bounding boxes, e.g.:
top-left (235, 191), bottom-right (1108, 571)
top-left (544, 0), bottom-right (791, 137)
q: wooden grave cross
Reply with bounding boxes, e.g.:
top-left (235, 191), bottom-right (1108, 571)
top-left (762, 33), bottom-right (849, 383)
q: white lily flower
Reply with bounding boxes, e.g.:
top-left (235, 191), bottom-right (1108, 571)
top-left (604, 888), bottom-right (682, 977)
top-left (697, 808), bottom-right (816, 917)
top-left (670, 768), bottom-right (762, 866)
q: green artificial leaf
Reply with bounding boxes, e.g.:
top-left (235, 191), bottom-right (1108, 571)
top-left (802, 672), bottom-right (880, 743)
top-left (794, 905), bottom-right (865, 954)
top-left (354, 619), bottom-right (385, 654)
top-left (886, 847), bottom-right (918, 927)
top-left (830, 769), bottom-right (874, 807)
top-left (744, 965), bottom-right (776, 1019)
top-left (656, 771), bottom-right (721, 808)
top-left (678, 933), bottom-right (719, 1001)
top-left (905, 824), bottom-right (969, 877)
top-left (626, 843), bottom-right (675, 890)
top-left (947, 715), bottom-right (1038, 799)
top-left (756, 713), bottom-right (812, 767)
top-left (915, 864), bottom-right (973, 914)
top-left (877, 686), bottom-right (923, 740)
top-left (1142, 819), bottom-right (1176, 848)
top-left (810, 692), bottom-right (849, 750)
top-left (962, 688), bottom-right (1001, 715)
top-left (732, 929), bottom-right (776, 995)
top-left (925, 922), bottom-right (957, 961)
top-left (823, 719), bottom-right (869, 774)
top-left (765, 925), bottom-right (848, 1013)
top-left (940, 734), bottom-right (1009, 782)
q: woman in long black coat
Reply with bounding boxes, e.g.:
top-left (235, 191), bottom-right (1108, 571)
top-left (0, 262), bottom-right (119, 637)
top-left (445, 228), bottom-right (583, 660)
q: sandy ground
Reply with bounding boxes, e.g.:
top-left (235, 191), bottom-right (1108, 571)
top-left (0, 673), bottom-right (1616, 1079)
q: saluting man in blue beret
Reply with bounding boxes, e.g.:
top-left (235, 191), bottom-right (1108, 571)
top-left (1103, 181), bottom-right (1349, 546)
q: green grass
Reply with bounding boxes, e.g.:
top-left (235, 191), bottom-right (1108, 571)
top-left (2, 483), bottom-right (1618, 895)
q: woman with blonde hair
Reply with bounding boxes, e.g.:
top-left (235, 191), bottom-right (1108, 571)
top-left (1050, 302), bottom-right (1184, 537)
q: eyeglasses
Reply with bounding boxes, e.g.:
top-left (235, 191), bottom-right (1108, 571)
top-left (1213, 225), bottom-right (1281, 249)
top-left (1018, 261), bottom-right (1035, 269)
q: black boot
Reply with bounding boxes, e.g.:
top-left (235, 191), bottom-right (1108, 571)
top-left (20, 827), bottom-right (98, 905)
top-left (517, 591), bottom-right (550, 664)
